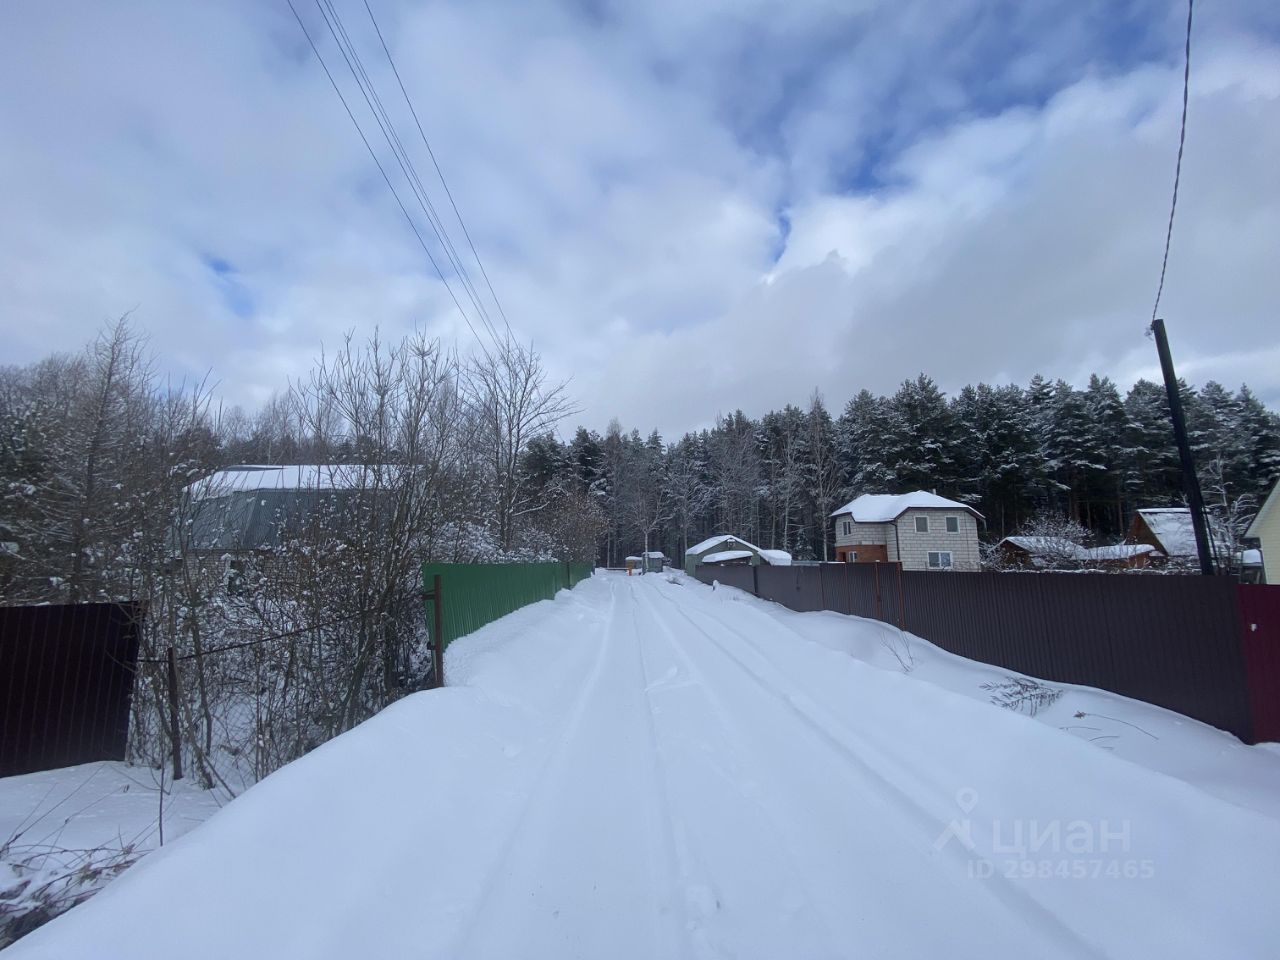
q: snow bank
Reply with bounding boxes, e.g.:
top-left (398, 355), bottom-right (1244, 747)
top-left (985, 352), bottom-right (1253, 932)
top-left (10, 574), bottom-right (1280, 959)
top-left (1, 763), bottom-right (223, 944)
top-left (706, 576), bottom-right (1280, 822)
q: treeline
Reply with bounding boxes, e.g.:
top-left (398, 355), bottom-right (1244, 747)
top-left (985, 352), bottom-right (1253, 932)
top-left (534, 374), bottom-right (1280, 564)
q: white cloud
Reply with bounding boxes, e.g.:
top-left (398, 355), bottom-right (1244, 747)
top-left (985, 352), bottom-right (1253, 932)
top-left (0, 0), bottom-right (1276, 438)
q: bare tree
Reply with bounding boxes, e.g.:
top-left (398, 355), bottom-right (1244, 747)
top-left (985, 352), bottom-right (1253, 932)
top-left (465, 339), bottom-right (574, 552)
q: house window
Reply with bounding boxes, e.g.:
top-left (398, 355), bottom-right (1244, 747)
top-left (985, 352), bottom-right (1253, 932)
top-left (842, 520), bottom-right (852, 536)
top-left (915, 516), bottom-right (929, 533)
top-left (945, 516), bottom-right (959, 533)
top-left (928, 551), bottom-right (953, 569)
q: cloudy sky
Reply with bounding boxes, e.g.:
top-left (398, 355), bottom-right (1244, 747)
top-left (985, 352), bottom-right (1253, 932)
top-left (2, 0), bottom-right (1278, 436)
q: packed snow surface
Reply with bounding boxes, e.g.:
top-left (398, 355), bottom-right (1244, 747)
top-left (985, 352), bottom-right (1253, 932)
top-left (831, 491), bottom-right (978, 522)
top-left (11, 572), bottom-right (1280, 959)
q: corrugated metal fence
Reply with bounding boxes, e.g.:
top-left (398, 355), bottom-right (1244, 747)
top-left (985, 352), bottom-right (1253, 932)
top-left (694, 563), bottom-right (1280, 743)
top-left (421, 562), bottom-right (593, 652)
top-left (1, 603), bottom-right (143, 776)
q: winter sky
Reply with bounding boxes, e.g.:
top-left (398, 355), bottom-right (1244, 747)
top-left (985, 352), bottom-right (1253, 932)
top-left (2, 0), bottom-right (1278, 436)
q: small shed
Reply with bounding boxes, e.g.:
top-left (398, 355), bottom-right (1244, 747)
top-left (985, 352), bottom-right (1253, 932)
top-left (624, 556), bottom-right (643, 574)
top-left (642, 551), bottom-right (666, 574)
top-left (683, 535), bottom-right (791, 575)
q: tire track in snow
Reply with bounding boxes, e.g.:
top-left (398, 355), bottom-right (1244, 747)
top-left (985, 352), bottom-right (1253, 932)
top-left (644, 579), bottom-right (1108, 960)
top-left (625, 580), bottom-right (698, 960)
top-left (442, 579), bottom-right (621, 958)
top-left (632, 582), bottom-right (850, 959)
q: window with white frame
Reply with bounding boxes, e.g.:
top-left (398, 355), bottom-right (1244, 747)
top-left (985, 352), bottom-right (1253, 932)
top-left (928, 551), bottom-right (953, 569)
top-left (842, 520), bottom-right (852, 536)
top-left (945, 516), bottom-right (959, 533)
top-left (914, 515), bottom-right (929, 533)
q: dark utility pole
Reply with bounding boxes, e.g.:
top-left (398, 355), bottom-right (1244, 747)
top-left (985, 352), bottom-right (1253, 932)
top-left (1150, 318), bottom-right (1215, 575)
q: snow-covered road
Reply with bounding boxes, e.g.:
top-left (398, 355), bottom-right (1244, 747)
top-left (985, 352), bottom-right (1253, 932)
top-left (11, 572), bottom-right (1280, 958)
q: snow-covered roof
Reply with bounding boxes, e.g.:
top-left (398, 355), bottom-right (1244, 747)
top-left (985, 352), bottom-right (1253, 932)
top-left (189, 464), bottom-right (395, 500)
top-left (1080, 544), bottom-right (1159, 561)
top-left (1000, 538), bottom-right (1160, 563)
top-left (687, 534), bottom-right (753, 555)
top-left (701, 550), bottom-right (754, 564)
top-left (999, 536), bottom-right (1087, 559)
top-left (1135, 508), bottom-right (1198, 557)
top-left (625, 556), bottom-right (643, 562)
top-left (687, 534), bottom-right (790, 565)
top-left (642, 551), bottom-right (666, 559)
top-left (831, 492), bottom-right (982, 523)
top-left (181, 465), bottom-right (395, 552)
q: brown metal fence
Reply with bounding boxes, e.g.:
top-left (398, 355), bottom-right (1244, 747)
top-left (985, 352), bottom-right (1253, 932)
top-left (1, 603), bottom-right (143, 777)
top-left (694, 563), bottom-right (1279, 743)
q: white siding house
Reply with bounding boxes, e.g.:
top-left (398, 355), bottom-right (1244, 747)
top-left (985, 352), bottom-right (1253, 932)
top-left (831, 492), bottom-right (982, 572)
top-left (1246, 481), bottom-right (1280, 584)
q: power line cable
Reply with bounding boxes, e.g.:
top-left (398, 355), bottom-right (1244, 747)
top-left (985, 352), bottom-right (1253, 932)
top-left (1149, 0), bottom-right (1194, 329)
top-left (313, 0), bottom-right (502, 351)
top-left (317, 0), bottom-right (503, 349)
top-left (284, 0), bottom-right (495, 362)
top-left (363, 0), bottom-right (513, 341)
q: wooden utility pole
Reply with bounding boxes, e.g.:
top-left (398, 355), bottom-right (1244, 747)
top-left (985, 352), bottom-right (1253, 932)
top-left (1151, 318), bottom-right (1215, 575)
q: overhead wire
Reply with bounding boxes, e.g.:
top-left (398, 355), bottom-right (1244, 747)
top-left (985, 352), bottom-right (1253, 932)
top-left (284, 0), bottom-right (496, 362)
top-left (312, 0), bottom-right (504, 353)
top-left (1149, 0), bottom-right (1194, 330)
top-left (317, 0), bottom-right (505, 351)
top-left (362, 0), bottom-right (513, 342)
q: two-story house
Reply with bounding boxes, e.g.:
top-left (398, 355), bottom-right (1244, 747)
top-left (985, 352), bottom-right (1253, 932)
top-left (831, 492), bottom-right (982, 571)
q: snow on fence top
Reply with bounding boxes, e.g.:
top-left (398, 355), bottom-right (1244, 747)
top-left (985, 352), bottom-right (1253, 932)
top-left (830, 491), bottom-right (981, 522)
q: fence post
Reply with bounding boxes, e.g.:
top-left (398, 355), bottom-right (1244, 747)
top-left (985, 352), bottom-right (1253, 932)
top-left (432, 573), bottom-right (445, 689)
top-left (165, 645), bottom-right (183, 781)
top-left (896, 564), bottom-right (906, 630)
top-left (874, 563), bottom-right (883, 621)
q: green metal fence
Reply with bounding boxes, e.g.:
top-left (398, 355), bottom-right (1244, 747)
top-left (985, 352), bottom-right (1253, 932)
top-left (420, 562), bottom-right (594, 652)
